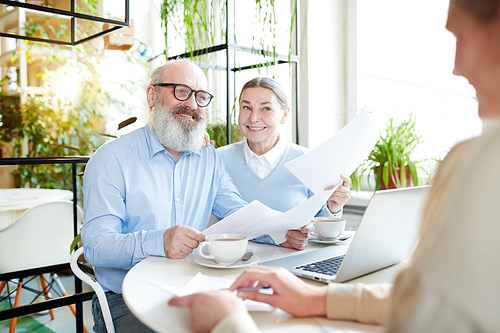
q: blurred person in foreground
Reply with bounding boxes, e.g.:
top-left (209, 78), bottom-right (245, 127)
top-left (170, 0), bottom-right (500, 331)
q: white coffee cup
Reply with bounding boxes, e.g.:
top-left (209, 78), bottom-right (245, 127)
top-left (197, 233), bottom-right (248, 265)
top-left (311, 217), bottom-right (346, 240)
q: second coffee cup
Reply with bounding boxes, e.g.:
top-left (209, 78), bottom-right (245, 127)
top-left (198, 233), bottom-right (248, 265)
top-left (311, 217), bottom-right (346, 240)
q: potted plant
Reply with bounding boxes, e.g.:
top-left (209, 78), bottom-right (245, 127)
top-left (351, 113), bottom-right (422, 191)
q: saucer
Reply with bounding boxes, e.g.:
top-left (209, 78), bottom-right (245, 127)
top-left (309, 231), bottom-right (355, 244)
top-left (194, 254), bottom-right (259, 268)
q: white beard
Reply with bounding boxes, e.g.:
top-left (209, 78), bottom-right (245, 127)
top-left (147, 102), bottom-right (206, 152)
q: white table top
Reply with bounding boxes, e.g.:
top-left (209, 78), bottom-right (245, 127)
top-left (0, 188), bottom-right (73, 230)
top-left (0, 188), bottom-right (73, 211)
top-left (123, 239), bottom-right (405, 332)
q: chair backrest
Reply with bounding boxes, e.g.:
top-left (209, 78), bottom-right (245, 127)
top-left (71, 247), bottom-right (115, 333)
top-left (0, 200), bottom-right (82, 274)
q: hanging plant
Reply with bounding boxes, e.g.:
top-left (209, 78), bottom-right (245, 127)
top-left (159, 0), bottom-right (297, 66)
top-left (160, 0), bottom-right (223, 58)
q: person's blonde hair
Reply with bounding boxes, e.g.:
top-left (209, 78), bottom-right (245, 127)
top-left (452, 0), bottom-right (499, 20)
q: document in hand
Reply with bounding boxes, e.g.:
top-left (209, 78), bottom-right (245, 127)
top-left (204, 191), bottom-right (334, 243)
top-left (285, 110), bottom-right (379, 194)
top-left (205, 110), bottom-right (379, 244)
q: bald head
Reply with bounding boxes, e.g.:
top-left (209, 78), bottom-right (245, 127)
top-left (149, 60), bottom-right (207, 89)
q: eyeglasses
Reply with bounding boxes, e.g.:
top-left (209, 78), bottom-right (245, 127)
top-left (153, 83), bottom-right (214, 108)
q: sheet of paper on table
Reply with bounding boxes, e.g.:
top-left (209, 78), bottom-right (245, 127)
top-left (205, 111), bottom-right (378, 244)
top-left (153, 272), bottom-right (274, 312)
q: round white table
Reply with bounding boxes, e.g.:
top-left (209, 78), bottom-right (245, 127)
top-left (123, 239), bottom-right (403, 332)
top-left (0, 188), bottom-right (73, 230)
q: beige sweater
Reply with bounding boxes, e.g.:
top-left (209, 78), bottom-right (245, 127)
top-left (213, 127), bottom-right (500, 333)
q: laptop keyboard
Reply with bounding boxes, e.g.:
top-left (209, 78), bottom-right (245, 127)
top-left (295, 254), bottom-right (346, 276)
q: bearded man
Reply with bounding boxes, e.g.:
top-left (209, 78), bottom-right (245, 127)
top-left (81, 59), bottom-right (247, 332)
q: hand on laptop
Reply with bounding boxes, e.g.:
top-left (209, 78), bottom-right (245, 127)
top-left (230, 266), bottom-right (328, 317)
top-left (280, 223), bottom-right (313, 250)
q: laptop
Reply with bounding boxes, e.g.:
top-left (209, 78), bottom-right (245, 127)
top-left (262, 185), bottom-right (431, 283)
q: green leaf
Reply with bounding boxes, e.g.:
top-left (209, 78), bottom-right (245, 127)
top-left (70, 233), bottom-right (81, 254)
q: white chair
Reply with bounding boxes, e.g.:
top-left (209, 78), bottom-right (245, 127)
top-left (0, 200), bottom-right (85, 333)
top-left (71, 246), bottom-right (115, 333)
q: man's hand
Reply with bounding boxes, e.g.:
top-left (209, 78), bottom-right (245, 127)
top-left (326, 175), bottom-right (351, 214)
top-left (169, 290), bottom-right (245, 333)
top-left (163, 225), bottom-right (206, 259)
top-left (280, 223), bottom-right (313, 250)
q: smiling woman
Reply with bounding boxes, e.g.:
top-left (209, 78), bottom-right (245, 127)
top-left (237, 84), bottom-right (289, 156)
top-left (218, 76), bottom-right (352, 250)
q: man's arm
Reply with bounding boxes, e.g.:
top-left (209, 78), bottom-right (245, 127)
top-left (81, 148), bottom-right (166, 269)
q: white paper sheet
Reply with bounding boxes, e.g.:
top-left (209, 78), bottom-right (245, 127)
top-left (204, 200), bottom-right (282, 236)
top-left (265, 187), bottom-right (336, 244)
top-left (154, 272), bottom-right (274, 312)
top-left (285, 110), bottom-right (379, 194)
top-left (204, 190), bottom-right (334, 244)
top-left (204, 111), bottom-right (378, 244)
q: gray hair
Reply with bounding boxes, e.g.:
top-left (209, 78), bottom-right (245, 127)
top-left (452, 0), bottom-right (499, 20)
top-left (239, 77), bottom-right (288, 109)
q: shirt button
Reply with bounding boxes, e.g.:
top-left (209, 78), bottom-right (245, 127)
top-left (176, 198), bottom-right (180, 202)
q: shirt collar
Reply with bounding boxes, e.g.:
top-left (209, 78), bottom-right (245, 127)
top-left (145, 126), bottom-right (165, 158)
top-left (242, 135), bottom-right (286, 165)
top-left (144, 126), bottom-right (201, 159)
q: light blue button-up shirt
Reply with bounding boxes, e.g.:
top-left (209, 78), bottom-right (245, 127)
top-left (81, 127), bottom-right (247, 293)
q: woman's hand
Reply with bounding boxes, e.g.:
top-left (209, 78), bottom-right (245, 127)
top-left (280, 223), bottom-right (313, 250)
top-left (326, 175), bottom-right (351, 214)
top-left (230, 266), bottom-right (328, 317)
top-left (203, 131), bottom-right (215, 147)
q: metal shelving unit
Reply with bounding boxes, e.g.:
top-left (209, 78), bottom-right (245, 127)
top-left (157, 0), bottom-right (300, 145)
top-left (0, 0), bottom-right (129, 46)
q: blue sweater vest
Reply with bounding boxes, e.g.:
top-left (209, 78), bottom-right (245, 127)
top-left (218, 141), bottom-right (319, 213)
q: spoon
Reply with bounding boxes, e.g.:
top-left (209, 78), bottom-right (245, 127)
top-left (314, 234), bottom-right (353, 242)
top-left (241, 251), bottom-right (254, 262)
top-left (228, 251), bottom-right (253, 266)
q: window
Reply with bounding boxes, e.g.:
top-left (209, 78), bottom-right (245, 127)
top-left (356, 0), bottom-right (482, 162)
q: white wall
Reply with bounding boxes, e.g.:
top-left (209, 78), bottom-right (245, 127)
top-left (299, 0), bottom-right (349, 149)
